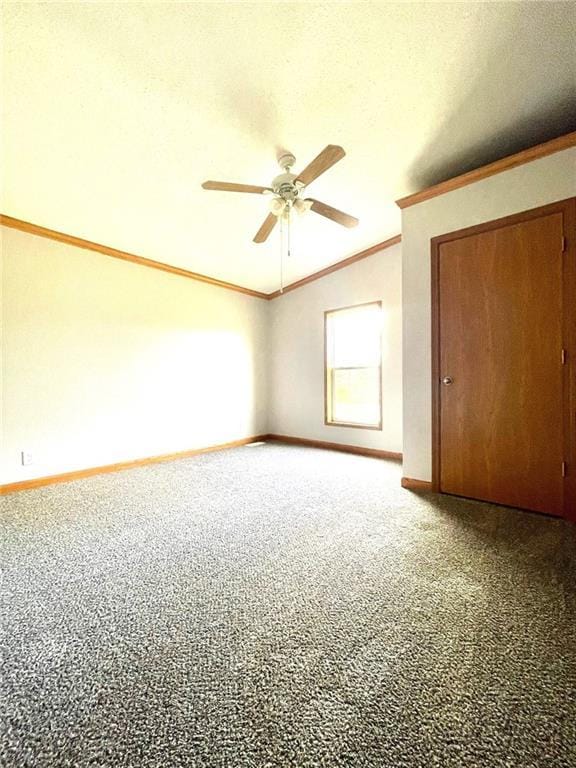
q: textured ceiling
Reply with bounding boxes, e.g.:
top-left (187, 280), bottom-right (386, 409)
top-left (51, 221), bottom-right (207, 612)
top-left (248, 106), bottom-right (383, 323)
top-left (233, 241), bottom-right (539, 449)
top-left (2, 2), bottom-right (575, 292)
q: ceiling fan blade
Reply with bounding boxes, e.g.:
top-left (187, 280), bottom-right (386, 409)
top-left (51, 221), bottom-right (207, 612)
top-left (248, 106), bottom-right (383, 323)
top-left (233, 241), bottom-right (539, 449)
top-left (308, 199), bottom-right (359, 228)
top-left (202, 181), bottom-right (272, 194)
top-left (253, 212), bottom-right (278, 243)
top-left (294, 145), bottom-right (346, 186)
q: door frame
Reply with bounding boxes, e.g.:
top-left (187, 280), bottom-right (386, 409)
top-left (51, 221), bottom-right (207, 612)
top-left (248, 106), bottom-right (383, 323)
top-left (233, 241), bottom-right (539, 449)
top-left (430, 197), bottom-right (576, 520)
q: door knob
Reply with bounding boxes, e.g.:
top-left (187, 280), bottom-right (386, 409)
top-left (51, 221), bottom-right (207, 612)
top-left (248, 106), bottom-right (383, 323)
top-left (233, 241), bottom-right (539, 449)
top-left (442, 376), bottom-right (453, 385)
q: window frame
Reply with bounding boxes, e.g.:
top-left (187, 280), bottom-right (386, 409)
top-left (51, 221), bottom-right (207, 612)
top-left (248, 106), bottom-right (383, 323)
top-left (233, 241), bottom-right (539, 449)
top-left (324, 300), bottom-right (383, 431)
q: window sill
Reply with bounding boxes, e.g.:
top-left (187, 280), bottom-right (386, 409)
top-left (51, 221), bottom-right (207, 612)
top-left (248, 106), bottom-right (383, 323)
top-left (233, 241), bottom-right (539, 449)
top-left (325, 420), bottom-right (383, 431)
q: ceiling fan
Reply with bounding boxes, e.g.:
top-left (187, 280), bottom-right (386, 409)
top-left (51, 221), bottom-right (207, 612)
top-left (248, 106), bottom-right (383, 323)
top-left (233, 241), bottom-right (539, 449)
top-left (202, 145), bottom-right (359, 243)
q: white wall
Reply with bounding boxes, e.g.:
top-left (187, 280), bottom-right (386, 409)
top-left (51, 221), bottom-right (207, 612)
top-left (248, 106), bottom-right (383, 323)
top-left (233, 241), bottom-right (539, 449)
top-left (10, 143), bottom-right (570, 489)
top-left (1, 227), bottom-right (269, 484)
top-left (402, 147), bottom-right (576, 481)
top-left (269, 244), bottom-right (403, 454)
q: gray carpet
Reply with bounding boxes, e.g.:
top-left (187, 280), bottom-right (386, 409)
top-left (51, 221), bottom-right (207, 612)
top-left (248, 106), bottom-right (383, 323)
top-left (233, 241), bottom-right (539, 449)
top-left (1, 443), bottom-right (575, 768)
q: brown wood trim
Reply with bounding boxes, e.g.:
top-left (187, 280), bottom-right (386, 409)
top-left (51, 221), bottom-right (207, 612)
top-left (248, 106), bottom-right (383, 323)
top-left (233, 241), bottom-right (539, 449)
top-left (267, 234), bottom-right (402, 299)
top-left (396, 132), bottom-right (576, 210)
top-left (401, 477), bottom-right (434, 492)
top-left (430, 198), bottom-right (576, 519)
top-left (1, 214), bottom-right (402, 301)
top-left (266, 434), bottom-right (401, 461)
top-left (0, 214), bottom-right (269, 299)
top-left (429, 197), bottom-right (576, 247)
top-left (324, 301), bottom-right (383, 430)
top-left (431, 231), bottom-right (442, 496)
top-left (0, 435), bottom-right (268, 495)
top-left (562, 200), bottom-right (576, 523)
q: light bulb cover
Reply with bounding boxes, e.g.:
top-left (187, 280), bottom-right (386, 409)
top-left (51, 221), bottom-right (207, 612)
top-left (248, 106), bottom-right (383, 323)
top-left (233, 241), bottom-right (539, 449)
top-left (269, 197), bottom-right (286, 217)
top-left (293, 198), bottom-right (313, 215)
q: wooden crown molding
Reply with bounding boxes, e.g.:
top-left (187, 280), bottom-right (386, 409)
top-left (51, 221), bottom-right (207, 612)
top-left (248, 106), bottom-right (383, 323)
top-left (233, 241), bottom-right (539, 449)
top-left (0, 214), bottom-right (269, 299)
top-left (0, 435), bottom-right (268, 495)
top-left (1, 213), bottom-right (401, 301)
top-left (396, 131), bottom-right (576, 210)
top-left (5, 132), bottom-right (573, 295)
top-left (267, 234), bottom-right (402, 299)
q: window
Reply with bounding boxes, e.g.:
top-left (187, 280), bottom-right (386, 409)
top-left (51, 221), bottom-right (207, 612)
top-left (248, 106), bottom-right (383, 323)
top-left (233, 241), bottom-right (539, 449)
top-left (325, 301), bottom-right (382, 429)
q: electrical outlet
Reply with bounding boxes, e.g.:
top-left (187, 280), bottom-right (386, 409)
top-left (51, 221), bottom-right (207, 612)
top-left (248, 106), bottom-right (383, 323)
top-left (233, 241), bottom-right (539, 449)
top-left (21, 450), bottom-right (34, 466)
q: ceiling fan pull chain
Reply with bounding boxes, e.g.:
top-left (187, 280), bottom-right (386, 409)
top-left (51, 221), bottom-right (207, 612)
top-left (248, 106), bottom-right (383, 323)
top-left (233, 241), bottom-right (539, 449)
top-left (279, 214), bottom-right (284, 294)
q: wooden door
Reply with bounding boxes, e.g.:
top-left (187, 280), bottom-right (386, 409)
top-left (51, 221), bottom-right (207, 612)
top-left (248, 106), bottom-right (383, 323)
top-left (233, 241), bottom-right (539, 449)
top-left (434, 208), bottom-right (569, 517)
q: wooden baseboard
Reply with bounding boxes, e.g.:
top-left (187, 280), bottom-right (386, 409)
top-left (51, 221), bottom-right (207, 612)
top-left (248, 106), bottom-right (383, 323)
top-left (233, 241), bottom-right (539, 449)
top-left (0, 435), bottom-right (268, 495)
top-left (401, 476), bottom-right (435, 492)
top-left (1, 434), bottom-right (401, 495)
top-left (266, 434), bottom-right (402, 461)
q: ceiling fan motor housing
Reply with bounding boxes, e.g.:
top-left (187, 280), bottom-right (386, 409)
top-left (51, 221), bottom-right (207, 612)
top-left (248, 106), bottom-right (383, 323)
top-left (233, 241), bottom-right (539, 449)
top-left (272, 176), bottom-right (305, 204)
top-left (272, 153), bottom-right (303, 201)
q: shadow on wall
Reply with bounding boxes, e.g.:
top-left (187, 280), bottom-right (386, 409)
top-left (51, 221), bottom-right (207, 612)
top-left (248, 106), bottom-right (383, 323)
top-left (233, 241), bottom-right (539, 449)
top-left (405, 3), bottom-right (576, 191)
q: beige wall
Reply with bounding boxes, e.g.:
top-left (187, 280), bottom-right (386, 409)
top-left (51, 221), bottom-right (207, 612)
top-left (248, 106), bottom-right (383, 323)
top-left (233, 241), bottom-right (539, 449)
top-left (8, 147), bottom-right (570, 487)
top-left (1, 227), bottom-right (269, 484)
top-left (269, 244), bottom-right (403, 454)
top-left (401, 147), bottom-right (576, 481)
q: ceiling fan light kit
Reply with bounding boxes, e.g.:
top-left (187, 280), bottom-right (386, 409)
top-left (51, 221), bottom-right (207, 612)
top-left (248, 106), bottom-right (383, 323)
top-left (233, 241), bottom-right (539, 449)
top-left (202, 144), bottom-right (359, 291)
